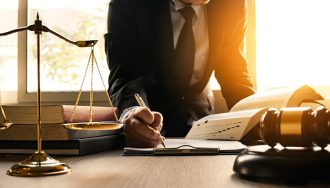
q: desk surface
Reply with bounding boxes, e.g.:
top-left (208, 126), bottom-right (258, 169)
top-left (0, 150), bottom-right (329, 188)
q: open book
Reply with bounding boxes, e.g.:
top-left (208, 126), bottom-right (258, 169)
top-left (186, 84), bottom-right (324, 140)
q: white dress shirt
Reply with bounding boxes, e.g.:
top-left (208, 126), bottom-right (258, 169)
top-left (169, 0), bottom-right (210, 86)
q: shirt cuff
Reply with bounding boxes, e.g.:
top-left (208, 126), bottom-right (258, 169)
top-left (119, 106), bottom-right (139, 122)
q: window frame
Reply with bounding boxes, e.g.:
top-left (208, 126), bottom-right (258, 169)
top-left (17, 0), bottom-right (109, 104)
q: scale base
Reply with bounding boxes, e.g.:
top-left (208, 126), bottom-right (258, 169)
top-left (233, 145), bottom-right (330, 181)
top-left (7, 151), bottom-right (71, 177)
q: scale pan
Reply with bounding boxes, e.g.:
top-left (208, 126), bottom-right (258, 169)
top-left (62, 121), bottom-right (123, 131)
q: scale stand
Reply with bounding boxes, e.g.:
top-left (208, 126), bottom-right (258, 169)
top-left (0, 14), bottom-right (103, 177)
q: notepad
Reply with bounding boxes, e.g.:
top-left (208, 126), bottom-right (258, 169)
top-left (123, 138), bottom-right (246, 156)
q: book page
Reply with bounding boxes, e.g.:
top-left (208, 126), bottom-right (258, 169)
top-left (164, 138), bottom-right (246, 151)
top-left (301, 99), bottom-right (330, 110)
top-left (287, 85), bottom-right (324, 106)
top-left (314, 99), bottom-right (330, 108)
top-left (185, 108), bottom-right (267, 140)
top-left (230, 84), bottom-right (323, 112)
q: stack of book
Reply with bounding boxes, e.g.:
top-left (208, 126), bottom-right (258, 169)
top-left (0, 105), bottom-right (123, 155)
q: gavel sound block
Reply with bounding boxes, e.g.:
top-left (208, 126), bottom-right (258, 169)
top-left (233, 106), bottom-right (330, 181)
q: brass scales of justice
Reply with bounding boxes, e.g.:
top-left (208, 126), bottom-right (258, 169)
top-left (0, 14), bottom-right (123, 177)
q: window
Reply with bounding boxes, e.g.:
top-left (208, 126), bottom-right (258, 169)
top-left (255, 0), bottom-right (330, 92)
top-left (27, 0), bottom-right (109, 93)
top-left (1, 0), bottom-right (110, 104)
top-left (0, 1), bottom-right (18, 103)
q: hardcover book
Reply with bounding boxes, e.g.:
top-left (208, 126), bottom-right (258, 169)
top-left (0, 104), bottom-right (117, 124)
top-left (0, 123), bottom-right (122, 140)
top-left (0, 105), bottom-right (120, 140)
top-left (0, 134), bottom-right (124, 156)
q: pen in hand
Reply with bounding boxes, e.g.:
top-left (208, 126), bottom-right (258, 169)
top-left (134, 93), bottom-right (167, 148)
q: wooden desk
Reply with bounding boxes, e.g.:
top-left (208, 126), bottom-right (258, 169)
top-left (0, 150), bottom-right (329, 188)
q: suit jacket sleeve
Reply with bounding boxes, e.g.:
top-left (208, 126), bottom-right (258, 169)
top-left (105, 0), bottom-right (149, 115)
top-left (212, 0), bottom-right (255, 109)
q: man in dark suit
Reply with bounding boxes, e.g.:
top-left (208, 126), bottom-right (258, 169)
top-left (105, 0), bottom-right (255, 147)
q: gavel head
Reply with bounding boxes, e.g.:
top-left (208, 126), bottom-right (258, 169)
top-left (259, 106), bottom-right (330, 148)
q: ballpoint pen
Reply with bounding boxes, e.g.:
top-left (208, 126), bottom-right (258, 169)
top-left (134, 93), bottom-right (167, 148)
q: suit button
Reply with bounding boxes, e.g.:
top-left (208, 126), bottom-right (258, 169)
top-left (182, 96), bottom-right (185, 100)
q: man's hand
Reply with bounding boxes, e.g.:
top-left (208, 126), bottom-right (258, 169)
top-left (123, 107), bottom-right (163, 148)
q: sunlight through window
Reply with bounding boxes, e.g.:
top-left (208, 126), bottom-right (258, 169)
top-left (256, 0), bottom-right (330, 90)
top-left (27, 0), bottom-right (109, 92)
top-left (0, 1), bottom-right (18, 92)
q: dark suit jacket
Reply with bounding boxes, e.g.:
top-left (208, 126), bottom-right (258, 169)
top-left (105, 0), bottom-right (255, 136)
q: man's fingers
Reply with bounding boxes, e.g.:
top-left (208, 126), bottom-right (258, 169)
top-left (131, 107), bottom-right (163, 132)
top-left (132, 107), bottom-right (154, 124)
top-left (124, 115), bottom-right (161, 142)
top-left (123, 107), bottom-right (163, 148)
top-left (124, 121), bottom-right (162, 147)
top-left (149, 112), bottom-right (163, 131)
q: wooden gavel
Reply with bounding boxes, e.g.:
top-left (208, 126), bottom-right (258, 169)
top-left (260, 106), bottom-right (330, 148)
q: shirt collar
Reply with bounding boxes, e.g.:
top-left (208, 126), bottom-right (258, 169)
top-left (170, 0), bottom-right (203, 18)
